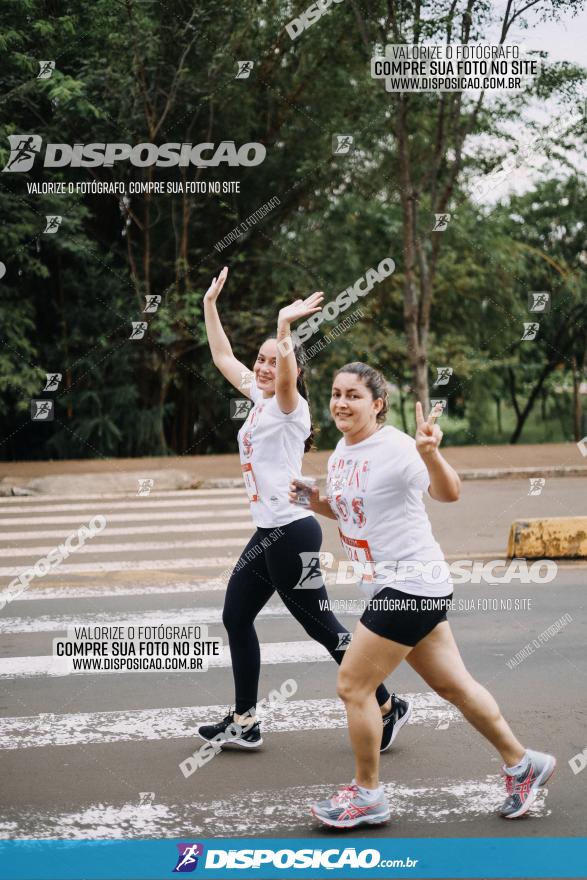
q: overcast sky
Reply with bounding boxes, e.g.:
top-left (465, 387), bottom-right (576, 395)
top-left (471, 2), bottom-right (587, 202)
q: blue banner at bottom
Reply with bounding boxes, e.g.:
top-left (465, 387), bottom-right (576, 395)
top-left (0, 837), bottom-right (585, 879)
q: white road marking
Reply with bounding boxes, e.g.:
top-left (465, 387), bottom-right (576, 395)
top-left (0, 641), bottom-right (332, 678)
top-left (0, 537), bottom-right (248, 559)
top-left (1, 496), bottom-right (248, 515)
top-left (0, 510), bottom-right (250, 527)
top-left (0, 603), bottom-right (293, 634)
top-left (0, 488), bottom-right (245, 506)
top-left (0, 777), bottom-right (550, 838)
top-left (0, 580), bottom-right (230, 600)
top-left (0, 522), bottom-right (252, 542)
top-left (0, 693), bottom-right (459, 749)
top-left (0, 556), bottom-right (237, 577)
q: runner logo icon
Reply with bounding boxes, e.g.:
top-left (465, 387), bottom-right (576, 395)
top-left (2, 135), bottom-right (42, 172)
top-left (173, 843), bottom-right (204, 872)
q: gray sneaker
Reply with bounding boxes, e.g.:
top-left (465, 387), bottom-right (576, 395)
top-left (499, 749), bottom-right (556, 819)
top-left (311, 782), bottom-right (390, 829)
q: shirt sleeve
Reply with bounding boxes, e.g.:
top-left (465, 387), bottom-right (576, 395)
top-left (403, 440), bottom-right (430, 492)
top-left (248, 374), bottom-right (260, 403)
top-left (273, 392), bottom-right (308, 421)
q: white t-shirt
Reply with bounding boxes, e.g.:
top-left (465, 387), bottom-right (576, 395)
top-left (237, 377), bottom-right (314, 528)
top-left (326, 425), bottom-right (452, 599)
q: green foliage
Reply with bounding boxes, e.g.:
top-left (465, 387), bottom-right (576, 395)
top-left (0, 0), bottom-right (585, 458)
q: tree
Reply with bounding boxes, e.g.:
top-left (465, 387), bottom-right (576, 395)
top-left (348, 0), bottom-right (585, 409)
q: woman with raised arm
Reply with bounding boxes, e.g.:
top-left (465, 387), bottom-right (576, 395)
top-left (198, 269), bottom-right (411, 751)
top-left (293, 362), bottom-right (555, 828)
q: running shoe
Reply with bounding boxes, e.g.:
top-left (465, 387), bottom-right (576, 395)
top-left (380, 693), bottom-right (412, 752)
top-left (499, 749), bottom-right (556, 818)
top-left (197, 710), bottom-right (263, 750)
top-left (311, 782), bottom-right (390, 829)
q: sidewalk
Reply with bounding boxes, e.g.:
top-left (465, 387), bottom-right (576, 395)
top-left (0, 443), bottom-right (585, 495)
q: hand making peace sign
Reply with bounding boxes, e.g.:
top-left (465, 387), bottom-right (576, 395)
top-left (415, 400), bottom-right (444, 458)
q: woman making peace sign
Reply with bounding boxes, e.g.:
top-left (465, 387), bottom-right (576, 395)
top-left (293, 362), bottom-right (555, 828)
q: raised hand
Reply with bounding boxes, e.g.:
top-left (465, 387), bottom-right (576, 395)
top-left (204, 266), bottom-right (228, 303)
top-left (415, 400), bottom-right (444, 458)
top-left (278, 291), bottom-right (324, 326)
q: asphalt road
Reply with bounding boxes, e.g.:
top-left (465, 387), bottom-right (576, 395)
top-left (0, 478), bottom-right (585, 848)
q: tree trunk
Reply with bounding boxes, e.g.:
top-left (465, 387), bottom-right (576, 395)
top-left (572, 356), bottom-right (582, 442)
top-left (509, 364), bottom-right (554, 444)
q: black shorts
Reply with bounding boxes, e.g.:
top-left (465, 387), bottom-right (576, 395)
top-left (359, 587), bottom-right (453, 647)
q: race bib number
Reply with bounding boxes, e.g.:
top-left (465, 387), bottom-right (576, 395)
top-left (338, 530), bottom-right (374, 582)
top-left (241, 463), bottom-right (259, 502)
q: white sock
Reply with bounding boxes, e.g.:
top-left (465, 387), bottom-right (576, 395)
top-left (505, 751), bottom-right (530, 776)
top-left (354, 780), bottom-right (383, 802)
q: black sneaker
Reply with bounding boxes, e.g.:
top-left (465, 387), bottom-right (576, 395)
top-left (380, 693), bottom-right (412, 753)
top-left (197, 710), bottom-right (263, 750)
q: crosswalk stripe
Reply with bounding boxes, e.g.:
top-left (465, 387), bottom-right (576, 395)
top-left (0, 556), bottom-right (236, 577)
top-left (0, 488), bottom-right (245, 506)
top-left (0, 537), bottom-right (248, 559)
top-left (0, 694), bottom-right (460, 750)
top-left (1, 641), bottom-right (335, 678)
top-left (0, 603), bottom-right (293, 634)
top-left (0, 522), bottom-right (253, 542)
top-left (0, 778), bottom-right (549, 838)
top-left (0, 510), bottom-right (250, 527)
top-left (0, 496), bottom-right (248, 515)
top-left (0, 579), bottom-right (230, 600)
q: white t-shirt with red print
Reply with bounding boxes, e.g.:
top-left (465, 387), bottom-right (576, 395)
top-left (237, 376), bottom-right (314, 528)
top-left (326, 425), bottom-right (452, 599)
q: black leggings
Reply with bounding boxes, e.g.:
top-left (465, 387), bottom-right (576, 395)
top-left (222, 516), bottom-right (391, 714)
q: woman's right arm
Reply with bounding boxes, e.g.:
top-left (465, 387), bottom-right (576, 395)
top-left (288, 482), bottom-right (338, 520)
top-left (204, 267), bottom-right (253, 396)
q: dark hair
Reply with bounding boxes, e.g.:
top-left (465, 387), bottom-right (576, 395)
top-left (263, 336), bottom-right (315, 452)
top-left (333, 362), bottom-right (389, 425)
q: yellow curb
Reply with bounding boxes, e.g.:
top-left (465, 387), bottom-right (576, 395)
top-left (507, 517), bottom-right (587, 559)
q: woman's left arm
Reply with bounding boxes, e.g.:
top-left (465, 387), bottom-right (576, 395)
top-left (414, 401), bottom-right (461, 502)
top-left (275, 292), bottom-right (324, 414)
